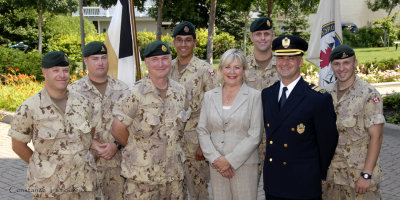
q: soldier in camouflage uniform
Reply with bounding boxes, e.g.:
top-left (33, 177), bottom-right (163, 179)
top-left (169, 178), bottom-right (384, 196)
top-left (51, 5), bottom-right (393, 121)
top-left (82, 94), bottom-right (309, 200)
top-left (69, 41), bottom-right (128, 200)
top-left (247, 17), bottom-right (281, 199)
top-left (323, 45), bottom-right (385, 200)
top-left (9, 51), bottom-right (97, 199)
top-left (170, 21), bottom-right (218, 200)
top-left (111, 41), bottom-right (191, 200)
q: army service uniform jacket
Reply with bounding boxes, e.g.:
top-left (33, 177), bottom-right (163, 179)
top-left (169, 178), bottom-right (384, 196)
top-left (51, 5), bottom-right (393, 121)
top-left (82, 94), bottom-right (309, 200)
top-left (261, 78), bottom-right (339, 199)
top-left (325, 75), bottom-right (385, 190)
top-left (246, 52), bottom-right (280, 91)
top-left (113, 76), bottom-right (191, 185)
top-left (170, 56), bottom-right (218, 156)
top-left (8, 88), bottom-right (97, 198)
top-left (69, 75), bottom-right (129, 167)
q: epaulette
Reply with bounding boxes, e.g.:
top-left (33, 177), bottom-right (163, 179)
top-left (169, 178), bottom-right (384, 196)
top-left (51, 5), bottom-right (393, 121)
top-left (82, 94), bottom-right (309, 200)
top-left (266, 80), bottom-right (280, 89)
top-left (308, 83), bottom-right (326, 93)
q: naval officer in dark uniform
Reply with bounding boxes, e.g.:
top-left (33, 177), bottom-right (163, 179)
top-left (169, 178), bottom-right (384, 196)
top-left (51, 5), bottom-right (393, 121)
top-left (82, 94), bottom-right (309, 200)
top-left (261, 35), bottom-right (339, 200)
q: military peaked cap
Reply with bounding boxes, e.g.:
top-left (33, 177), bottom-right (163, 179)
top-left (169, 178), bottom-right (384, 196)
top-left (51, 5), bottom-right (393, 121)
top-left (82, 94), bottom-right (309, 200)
top-left (272, 35), bottom-right (308, 56)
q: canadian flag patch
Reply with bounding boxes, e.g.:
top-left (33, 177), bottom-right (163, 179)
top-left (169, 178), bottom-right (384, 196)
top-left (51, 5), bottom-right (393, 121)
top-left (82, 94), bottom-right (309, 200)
top-left (372, 97), bottom-right (381, 103)
top-left (209, 69), bottom-right (215, 76)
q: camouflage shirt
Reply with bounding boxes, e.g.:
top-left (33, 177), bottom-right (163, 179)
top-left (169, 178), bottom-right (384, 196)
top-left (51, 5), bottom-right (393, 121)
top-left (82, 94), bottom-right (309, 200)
top-left (113, 76), bottom-right (191, 184)
top-left (8, 88), bottom-right (97, 197)
top-left (170, 56), bottom-right (218, 134)
top-left (69, 75), bottom-right (129, 167)
top-left (246, 52), bottom-right (280, 91)
top-left (325, 75), bottom-right (385, 189)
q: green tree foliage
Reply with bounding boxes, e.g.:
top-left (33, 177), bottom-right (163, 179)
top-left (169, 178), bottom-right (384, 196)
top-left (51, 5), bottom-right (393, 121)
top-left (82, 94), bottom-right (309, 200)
top-left (278, 1), bottom-right (310, 40)
top-left (90, 0), bottom-right (146, 10)
top-left (137, 29), bottom-right (237, 60)
top-left (12, 0), bottom-right (79, 53)
top-left (47, 33), bottom-right (105, 64)
top-left (0, 46), bottom-right (43, 80)
top-left (342, 27), bottom-right (385, 47)
top-left (147, 0), bottom-right (210, 28)
top-left (0, 0), bottom-right (38, 49)
top-left (367, 0), bottom-right (400, 15)
top-left (373, 12), bottom-right (399, 46)
top-left (44, 15), bottom-right (97, 39)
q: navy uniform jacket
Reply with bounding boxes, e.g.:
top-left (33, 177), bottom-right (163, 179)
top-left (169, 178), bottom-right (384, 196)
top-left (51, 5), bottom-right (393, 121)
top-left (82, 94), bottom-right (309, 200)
top-left (261, 78), bottom-right (338, 199)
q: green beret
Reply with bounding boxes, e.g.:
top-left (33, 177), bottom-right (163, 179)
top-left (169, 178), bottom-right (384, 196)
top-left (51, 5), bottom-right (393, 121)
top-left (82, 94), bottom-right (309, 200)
top-left (272, 35), bottom-right (308, 56)
top-left (144, 41), bottom-right (171, 58)
top-left (250, 17), bottom-right (273, 32)
top-left (42, 51), bottom-right (69, 68)
top-left (83, 41), bottom-right (107, 57)
top-left (172, 21), bottom-right (196, 39)
top-left (329, 44), bottom-right (355, 61)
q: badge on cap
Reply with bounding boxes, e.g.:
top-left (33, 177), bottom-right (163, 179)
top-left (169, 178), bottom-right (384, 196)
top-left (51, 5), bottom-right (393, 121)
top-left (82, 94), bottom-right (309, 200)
top-left (267, 20), bottom-right (271, 27)
top-left (282, 37), bottom-right (290, 48)
top-left (101, 46), bottom-right (106, 52)
top-left (162, 45), bottom-right (167, 52)
top-left (184, 26), bottom-right (189, 32)
top-left (64, 55), bottom-right (69, 63)
top-left (297, 123), bottom-right (305, 134)
top-left (341, 52), bottom-right (348, 58)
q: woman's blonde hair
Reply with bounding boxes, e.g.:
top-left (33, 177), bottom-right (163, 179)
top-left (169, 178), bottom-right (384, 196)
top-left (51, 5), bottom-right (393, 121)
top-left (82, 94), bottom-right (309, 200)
top-left (217, 49), bottom-right (248, 84)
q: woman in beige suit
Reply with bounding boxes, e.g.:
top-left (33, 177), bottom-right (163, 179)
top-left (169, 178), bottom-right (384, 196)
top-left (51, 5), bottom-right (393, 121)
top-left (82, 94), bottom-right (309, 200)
top-left (197, 49), bottom-right (263, 200)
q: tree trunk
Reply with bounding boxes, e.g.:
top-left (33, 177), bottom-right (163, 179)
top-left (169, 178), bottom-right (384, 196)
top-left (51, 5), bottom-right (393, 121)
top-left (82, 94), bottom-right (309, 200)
top-left (156, 0), bottom-right (164, 41)
top-left (206, 0), bottom-right (217, 65)
top-left (38, 3), bottom-right (43, 54)
top-left (267, 0), bottom-right (273, 18)
top-left (243, 10), bottom-right (250, 55)
top-left (79, 0), bottom-right (86, 70)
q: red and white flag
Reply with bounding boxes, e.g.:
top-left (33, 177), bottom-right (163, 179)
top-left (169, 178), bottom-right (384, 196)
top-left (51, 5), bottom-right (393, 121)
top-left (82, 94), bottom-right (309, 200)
top-left (306, 0), bottom-right (343, 88)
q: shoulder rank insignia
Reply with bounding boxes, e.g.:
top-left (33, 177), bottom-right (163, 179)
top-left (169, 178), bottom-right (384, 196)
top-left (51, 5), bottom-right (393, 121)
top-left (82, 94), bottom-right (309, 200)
top-left (311, 85), bottom-right (325, 93)
top-left (266, 80), bottom-right (280, 89)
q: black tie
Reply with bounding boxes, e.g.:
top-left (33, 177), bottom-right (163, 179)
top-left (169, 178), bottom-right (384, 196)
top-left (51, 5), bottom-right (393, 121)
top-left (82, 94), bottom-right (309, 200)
top-left (279, 87), bottom-right (288, 110)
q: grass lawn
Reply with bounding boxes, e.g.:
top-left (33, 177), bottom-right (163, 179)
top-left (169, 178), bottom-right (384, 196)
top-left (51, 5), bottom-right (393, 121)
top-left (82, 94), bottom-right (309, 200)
top-left (354, 46), bottom-right (400, 63)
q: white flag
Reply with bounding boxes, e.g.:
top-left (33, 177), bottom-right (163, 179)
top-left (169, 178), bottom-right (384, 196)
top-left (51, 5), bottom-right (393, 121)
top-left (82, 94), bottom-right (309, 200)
top-left (306, 0), bottom-right (342, 88)
top-left (105, 0), bottom-right (139, 87)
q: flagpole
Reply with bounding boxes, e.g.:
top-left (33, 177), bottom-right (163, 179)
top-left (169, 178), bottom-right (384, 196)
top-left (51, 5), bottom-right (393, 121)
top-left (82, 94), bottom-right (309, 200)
top-left (129, 0), bottom-right (142, 80)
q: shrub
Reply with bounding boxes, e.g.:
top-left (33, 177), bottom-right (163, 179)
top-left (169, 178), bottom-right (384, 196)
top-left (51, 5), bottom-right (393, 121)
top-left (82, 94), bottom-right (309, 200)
top-left (383, 93), bottom-right (400, 125)
top-left (46, 33), bottom-right (105, 65)
top-left (214, 31), bottom-right (238, 58)
top-left (343, 27), bottom-right (385, 48)
top-left (0, 46), bottom-right (43, 80)
top-left (384, 93), bottom-right (400, 110)
top-left (137, 28), bottom-right (238, 60)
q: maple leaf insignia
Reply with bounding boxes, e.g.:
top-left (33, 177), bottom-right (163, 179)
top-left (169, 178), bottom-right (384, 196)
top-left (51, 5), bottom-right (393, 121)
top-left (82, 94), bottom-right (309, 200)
top-left (320, 46), bottom-right (332, 69)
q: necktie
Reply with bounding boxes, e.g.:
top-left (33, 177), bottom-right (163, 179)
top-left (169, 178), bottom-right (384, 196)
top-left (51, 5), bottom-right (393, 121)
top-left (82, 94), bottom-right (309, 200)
top-left (279, 87), bottom-right (288, 110)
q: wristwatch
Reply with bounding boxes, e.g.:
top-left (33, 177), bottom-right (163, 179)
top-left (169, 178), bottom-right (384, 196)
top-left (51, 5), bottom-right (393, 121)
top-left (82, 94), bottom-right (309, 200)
top-left (360, 172), bottom-right (372, 179)
top-left (114, 141), bottom-right (123, 150)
